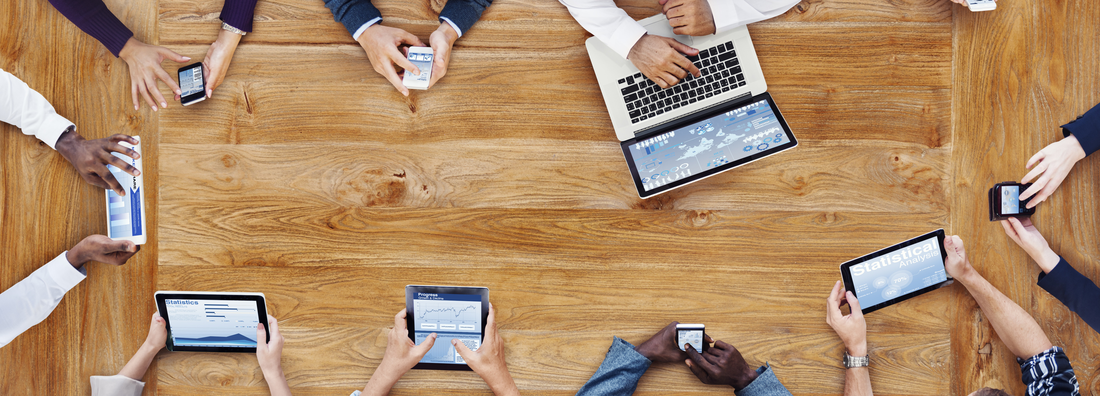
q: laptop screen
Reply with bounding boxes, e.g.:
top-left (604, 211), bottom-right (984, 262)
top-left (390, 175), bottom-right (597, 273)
top-left (622, 94), bottom-right (796, 196)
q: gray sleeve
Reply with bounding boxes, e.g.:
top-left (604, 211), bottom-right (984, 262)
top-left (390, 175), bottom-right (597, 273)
top-left (735, 364), bottom-right (792, 396)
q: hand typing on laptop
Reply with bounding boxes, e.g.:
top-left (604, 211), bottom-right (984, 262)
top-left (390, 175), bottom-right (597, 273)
top-left (628, 34), bottom-right (702, 88)
top-left (660, 0), bottom-right (716, 36)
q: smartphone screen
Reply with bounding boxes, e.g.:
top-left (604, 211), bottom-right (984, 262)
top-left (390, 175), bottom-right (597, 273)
top-left (677, 328), bottom-right (704, 352)
top-left (178, 63), bottom-right (206, 105)
top-left (402, 49), bottom-right (434, 90)
top-left (1000, 185), bottom-right (1020, 215)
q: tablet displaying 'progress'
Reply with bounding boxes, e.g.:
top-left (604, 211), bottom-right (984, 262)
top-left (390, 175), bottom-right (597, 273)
top-left (840, 229), bottom-right (952, 314)
top-left (405, 285), bottom-right (489, 370)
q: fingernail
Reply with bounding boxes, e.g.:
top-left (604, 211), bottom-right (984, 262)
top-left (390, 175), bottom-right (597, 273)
top-left (152, 106), bottom-right (157, 112)
top-left (134, 105), bottom-right (139, 110)
top-left (451, 339), bottom-right (458, 345)
top-left (183, 56), bottom-right (191, 60)
top-left (161, 102), bottom-right (167, 107)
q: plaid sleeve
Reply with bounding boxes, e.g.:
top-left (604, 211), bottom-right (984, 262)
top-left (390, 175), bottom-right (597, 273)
top-left (1017, 347), bottom-right (1079, 396)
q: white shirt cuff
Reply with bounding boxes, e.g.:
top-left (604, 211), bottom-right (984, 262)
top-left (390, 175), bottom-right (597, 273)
top-left (707, 0), bottom-right (741, 33)
top-left (35, 114), bottom-right (74, 150)
top-left (45, 252), bottom-right (86, 290)
top-left (439, 17), bottom-right (463, 38)
top-left (90, 375), bottom-right (145, 396)
top-left (351, 17), bottom-right (383, 41)
top-left (610, 20), bottom-right (648, 60)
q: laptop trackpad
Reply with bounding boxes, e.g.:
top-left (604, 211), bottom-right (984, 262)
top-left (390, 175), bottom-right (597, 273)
top-left (643, 18), bottom-right (694, 46)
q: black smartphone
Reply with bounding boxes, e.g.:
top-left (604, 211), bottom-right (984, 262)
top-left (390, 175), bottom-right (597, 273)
top-left (988, 181), bottom-right (1035, 221)
top-left (676, 323), bottom-right (708, 352)
top-left (177, 62), bottom-right (206, 106)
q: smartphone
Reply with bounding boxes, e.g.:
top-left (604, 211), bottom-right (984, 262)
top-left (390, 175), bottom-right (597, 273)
top-left (105, 137), bottom-right (146, 245)
top-left (965, 0), bottom-right (996, 11)
top-left (402, 47), bottom-right (434, 90)
top-left (988, 181), bottom-right (1035, 221)
top-left (676, 323), bottom-right (707, 352)
top-left (177, 62), bottom-right (207, 106)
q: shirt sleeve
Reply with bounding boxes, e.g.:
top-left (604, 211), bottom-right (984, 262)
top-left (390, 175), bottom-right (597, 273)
top-left (707, 0), bottom-right (800, 33)
top-left (438, 0), bottom-right (493, 38)
top-left (46, 0), bottom-right (134, 57)
top-left (1017, 346), bottom-right (1079, 396)
top-left (735, 364), bottom-right (793, 396)
top-left (323, 0), bottom-right (383, 37)
top-left (0, 252), bottom-right (86, 348)
top-left (90, 375), bottom-right (145, 396)
top-left (575, 337), bottom-right (651, 396)
top-left (219, 0), bottom-right (260, 33)
top-left (558, 0), bottom-right (648, 60)
top-left (1061, 101), bottom-right (1100, 157)
top-left (0, 69), bottom-right (75, 150)
top-left (1037, 257), bottom-right (1100, 335)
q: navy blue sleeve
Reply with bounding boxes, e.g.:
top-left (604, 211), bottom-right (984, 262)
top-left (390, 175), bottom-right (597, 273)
top-left (439, 0), bottom-right (493, 36)
top-left (1037, 257), bottom-right (1100, 335)
top-left (322, 0), bottom-right (382, 36)
top-left (1061, 102), bottom-right (1100, 157)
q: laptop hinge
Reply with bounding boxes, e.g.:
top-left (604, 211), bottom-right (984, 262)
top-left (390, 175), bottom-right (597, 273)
top-left (633, 91), bottom-right (754, 138)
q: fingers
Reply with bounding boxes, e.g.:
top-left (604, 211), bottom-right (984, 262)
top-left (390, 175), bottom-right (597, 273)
top-left (1025, 150), bottom-right (1045, 170)
top-left (826, 280), bottom-right (843, 321)
top-left (1000, 218), bottom-right (1018, 239)
top-left (379, 62), bottom-right (409, 96)
top-left (395, 309), bottom-right (409, 331)
top-left (1018, 216), bottom-right (1034, 228)
top-left (97, 169), bottom-right (126, 196)
top-left (845, 291), bottom-right (863, 316)
top-left (268, 315), bottom-right (280, 341)
top-left (712, 339), bottom-right (733, 351)
top-left (256, 322), bottom-right (268, 349)
top-left (657, 71), bottom-right (681, 88)
top-left (412, 333), bottom-right (437, 359)
top-left (669, 49), bottom-right (701, 77)
top-left (665, 37), bottom-right (699, 57)
top-left (396, 30), bottom-right (426, 48)
top-left (392, 47), bottom-right (421, 77)
top-left (136, 78), bottom-right (159, 111)
top-left (109, 134), bottom-right (140, 147)
top-left (685, 353), bottom-right (710, 383)
top-left (152, 68), bottom-right (178, 107)
top-left (685, 344), bottom-right (715, 375)
top-left (485, 303), bottom-right (497, 339)
top-left (131, 81), bottom-right (140, 111)
top-left (1020, 164), bottom-right (1047, 193)
top-left (662, 0), bottom-right (685, 14)
top-left (452, 336), bottom-right (474, 359)
top-left (159, 47), bottom-right (191, 64)
top-left (106, 140), bottom-right (141, 162)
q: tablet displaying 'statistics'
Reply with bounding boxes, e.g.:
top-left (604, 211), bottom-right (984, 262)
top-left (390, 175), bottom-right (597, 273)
top-left (406, 286), bottom-right (489, 370)
top-left (840, 230), bottom-right (951, 314)
top-left (155, 292), bottom-right (269, 352)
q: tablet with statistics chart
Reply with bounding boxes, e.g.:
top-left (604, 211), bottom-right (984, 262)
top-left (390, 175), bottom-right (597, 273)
top-left (620, 92), bottom-right (797, 198)
top-left (405, 285), bottom-right (490, 370)
top-left (104, 137), bottom-right (146, 245)
top-left (154, 291), bottom-right (269, 352)
top-left (840, 229), bottom-right (952, 314)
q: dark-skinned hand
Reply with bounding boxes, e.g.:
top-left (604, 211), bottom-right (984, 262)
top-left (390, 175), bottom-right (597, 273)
top-left (636, 322), bottom-right (711, 363)
top-left (65, 235), bottom-right (140, 270)
top-left (685, 339), bottom-right (759, 390)
top-left (55, 131), bottom-right (141, 196)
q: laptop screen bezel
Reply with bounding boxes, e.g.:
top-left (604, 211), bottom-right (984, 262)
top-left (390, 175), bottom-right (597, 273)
top-left (620, 92), bottom-right (797, 198)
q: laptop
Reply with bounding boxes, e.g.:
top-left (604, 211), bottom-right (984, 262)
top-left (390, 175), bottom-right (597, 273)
top-left (585, 14), bottom-right (797, 198)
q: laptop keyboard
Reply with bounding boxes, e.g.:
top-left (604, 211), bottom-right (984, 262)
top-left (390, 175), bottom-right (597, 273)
top-left (618, 41), bottom-right (746, 124)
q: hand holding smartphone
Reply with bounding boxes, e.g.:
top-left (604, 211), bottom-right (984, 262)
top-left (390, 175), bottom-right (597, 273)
top-left (989, 182), bottom-right (1035, 221)
top-left (177, 62), bottom-right (207, 106)
top-left (676, 323), bottom-right (707, 352)
top-left (402, 47), bottom-right (434, 91)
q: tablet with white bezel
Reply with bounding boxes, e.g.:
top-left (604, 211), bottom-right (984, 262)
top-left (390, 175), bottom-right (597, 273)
top-left (154, 291), bottom-right (269, 352)
top-left (405, 285), bottom-right (490, 370)
top-left (840, 229), bottom-right (952, 314)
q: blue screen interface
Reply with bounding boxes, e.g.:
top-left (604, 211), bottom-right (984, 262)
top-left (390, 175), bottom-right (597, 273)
top-left (412, 293), bottom-right (483, 365)
top-left (628, 99), bottom-right (790, 191)
top-left (164, 299), bottom-right (260, 348)
top-left (846, 236), bottom-right (948, 310)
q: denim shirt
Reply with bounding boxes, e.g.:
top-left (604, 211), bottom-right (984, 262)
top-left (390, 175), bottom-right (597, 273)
top-left (577, 337), bottom-right (792, 396)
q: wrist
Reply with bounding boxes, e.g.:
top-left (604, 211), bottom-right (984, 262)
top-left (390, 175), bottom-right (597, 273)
top-left (261, 366), bottom-right (285, 381)
top-left (139, 342), bottom-right (162, 356)
top-left (54, 127), bottom-right (79, 158)
top-left (732, 366), bottom-right (759, 390)
top-left (119, 37), bottom-right (140, 61)
top-left (216, 28), bottom-right (243, 46)
top-left (1064, 135), bottom-right (1087, 161)
top-left (65, 248), bottom-right (87, 269)
top-left (436, 23), bottom-right (459, 45)
top-left (1037, 248), bottom-right (1061, 274)
top-left (846, 342), bottom-right (868, 357)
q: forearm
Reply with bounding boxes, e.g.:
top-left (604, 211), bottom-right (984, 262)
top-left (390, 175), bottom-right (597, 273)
top-left (0, 69), bottom-right (75, 149)
top-left (46, 0), bottom-right (133, 56)
top-left (220, 0), bottom-right (259, 32)
top-left (438, 0), bottom-right (493, 37)
top-left (362, 367), bottom-right (402, 396)
top-left (0, 253), bottom-right (85, 347)
top-left (557, 0), bottom-right (646, 59)
top-left (264, 368), bottom-right (292, 396)
top-left (323, 0), bottom-right (383, 36)
top-left (843, 368), bottom-right (872, 396)
top-left (117, 343), bottom-right (160, 380)
top-left (957, 270), bottom-right (1052, 359)
top-left (1062, 102), bottom-right (1100, 157)
top-left (1037, 258), bottom-right (1100, 334)
top-left (576, 337), bottom-right (650, 396)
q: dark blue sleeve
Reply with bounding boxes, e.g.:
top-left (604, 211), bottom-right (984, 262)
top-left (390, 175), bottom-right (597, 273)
top-left (438, 0), bottom-right (492, 36)
top-left (1061, 102), bottom-right (1100, 157)
top-left (1037, 257), bottom-right (1100, 335)
top-left (575, 337), bottom-right (651, 396)
top-left (322, 0), bottom-right (382, 36)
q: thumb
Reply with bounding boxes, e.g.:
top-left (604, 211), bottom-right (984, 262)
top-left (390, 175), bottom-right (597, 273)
top-left (256, 323), bottom-right (268, 350)
top-left (399, 31), bottom-right (426, 47)
top-left (845, 291), bottom-right (863, 317)
top-left (665, 37), bottom-right (698, 55)
top-left (161, 47), bottom-right (191, 63)
top-left (412, 333), bottom-right (437, 358)
top-left (452, 338), bottom-right (474, 360)
top-left (109, 240), bottom-right (137, 253)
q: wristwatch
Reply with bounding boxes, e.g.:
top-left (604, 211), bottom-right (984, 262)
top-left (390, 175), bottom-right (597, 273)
top-left (222, 21), bottom-right (246, 36)
top-left (843, 351), bottom-right (869, 368)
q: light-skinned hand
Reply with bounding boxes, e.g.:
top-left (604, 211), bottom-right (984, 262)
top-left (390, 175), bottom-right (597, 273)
top-left (143, 312), bottom-right (168, 351)
top-left (1000, 217), bottom-right (1061, 273)
top-left (65, 235), bottom-right (139, 269)
top-left (660, 0), bottom-right (716, 36)
top-left (453, 304), bottom-right (519, 396)
top-left (357, 24), bottom-right (426, 96)
top-left (943, 235), bottom-right (973, 280)
top-left (118, 37), bottom-right (189, 111)
top-left (198, 29), bottom-right (243, 100)
top-left (685, 339), bottom-right (759, 389)
top-left (628, 34), bottom-right (702, 89)
top-left (635, 321), bottom-right (692, 363)
top-left (54, 131), bottom-right (141, 196)
top-left (363, 309), bottom-right (437, 396)
top-left (825, 280), bottom-right (867, 356)
top-left (1020, 135), bottom-right (1087, 208)
top-left (427, 23), bottom-right (459, 89)
top-left (949, 0), bottom-right (996, 4)
top-left (257, 315), bottom-right (292, 396)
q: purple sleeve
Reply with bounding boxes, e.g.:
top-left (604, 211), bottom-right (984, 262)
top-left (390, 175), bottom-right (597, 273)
top-left (47, 0), bottom-right (133, 57)
top-left (219, 0), bottom-right (260, 33)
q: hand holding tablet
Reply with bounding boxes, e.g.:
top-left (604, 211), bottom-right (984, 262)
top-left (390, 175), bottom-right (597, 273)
top-left (154, 291), bottom-right (270, 352)
top-left (839, 229), bottom-right (952, 314)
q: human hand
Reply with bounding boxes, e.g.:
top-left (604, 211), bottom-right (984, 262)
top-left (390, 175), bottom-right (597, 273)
top-left (1020, 135), bottom-right (1088, 208)
top-left (65, 235), bottom-right (139, 269)
top-left (54, 131), bottom-right (141, 196)
top-left (118, 37), bottom-right (189, 111)
top-left (454, 304), bottom-right (519, 396)
top-left (427, 23), bottom-right (458, 89)
top-left (660, 0), bottom-right (716, 36)
top-left (357, 24), bottom-right (426, 96)
top-left (943, 235), bottom-right (973, 280)
top-left (143, 312), bottom-right (168, 351)
top-left (948, 0), bottom-right (996, 4)
top-left (635, 321), bottom-right (692, 363)
top-left (364, 309), bottom-right (437, 395)
top-left (199, 29), bottom-right (242, 99)
top-left (256, 315), bottom-right (284, 374)
top-left (825, 280), bottom-right (867, 356)
top-left (1000, 217), bottom-right (1061, 273)
top-left (685, 339), bottom-right (759, 389)
top-left (627, 34), bottom-right (701, 89)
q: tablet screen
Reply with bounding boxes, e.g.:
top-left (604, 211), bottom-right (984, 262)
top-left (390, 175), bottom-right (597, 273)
top-left (412, 292), bottom-right (483, 365)
top-left (626, 98), bottom-right (792, 192)
top-left (844, 233), bottom-right (949, 311)
top-left (164, 298), bottom-right (261, 348)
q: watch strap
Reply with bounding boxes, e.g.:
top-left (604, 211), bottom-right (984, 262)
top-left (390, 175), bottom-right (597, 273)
top-left (222, 21), bottom-right (247, 36)
top-left (844, 351), bottom-right (869, 368)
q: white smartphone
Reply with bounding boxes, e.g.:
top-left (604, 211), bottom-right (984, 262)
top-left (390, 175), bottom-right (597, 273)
top-left (402, 47), bottom-right (434, 90)
top-left (965, 0), bottom-right (996, 12)
top-left (676, 323), bottom-right (707, 352)
top-left (104, 137), bottom-right (147, 245)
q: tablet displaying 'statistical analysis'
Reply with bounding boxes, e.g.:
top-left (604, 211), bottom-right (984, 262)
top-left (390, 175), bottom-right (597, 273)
top-left (405, 286), bottom-right (489, 370)
top-left (155, 292), bottom-right (269, 352)
top-left (840, 230), bottom-right (951, 314)
top-left (621, 92), bottom-right (797, 198)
